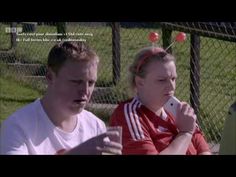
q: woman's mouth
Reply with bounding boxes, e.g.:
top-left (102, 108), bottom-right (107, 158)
top-left (164, 93), bottom-right (174, 96)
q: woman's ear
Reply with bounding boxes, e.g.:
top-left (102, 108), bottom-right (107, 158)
top-left (135, 76), bottom-right (144, 88)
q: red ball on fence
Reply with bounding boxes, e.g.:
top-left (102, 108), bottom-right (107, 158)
top-left (148, 32), bottom-right (159, 42)
top-left (175, 32), bottom-right (186, 42)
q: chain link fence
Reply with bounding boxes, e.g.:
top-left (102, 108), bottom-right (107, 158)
top-left (0, 22), bottom-right (235, 145)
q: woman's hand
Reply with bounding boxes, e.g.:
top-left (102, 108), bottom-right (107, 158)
top-left (175, 102), bottom-right (197, 134)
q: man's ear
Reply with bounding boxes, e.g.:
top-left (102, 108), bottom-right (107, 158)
top-left (135, 76), bottom-right (144, 89)
top-left (46, 67), bottom-right (56, 85)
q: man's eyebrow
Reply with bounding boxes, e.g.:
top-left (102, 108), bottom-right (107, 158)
top-left (69, 79), bottom-right (83, 82)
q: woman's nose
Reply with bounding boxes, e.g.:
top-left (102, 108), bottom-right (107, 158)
top-left (168, 80), bottom-right (175, 90)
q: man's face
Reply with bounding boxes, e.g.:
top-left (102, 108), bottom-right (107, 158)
top-left (48, 59), bottom-right (97, 116)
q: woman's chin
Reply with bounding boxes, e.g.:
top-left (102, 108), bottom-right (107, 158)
top-left (164, 94), bottom-right (173, 99)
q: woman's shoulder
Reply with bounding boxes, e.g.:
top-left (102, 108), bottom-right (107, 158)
top-left (117, 97), bottom-right (136, 107)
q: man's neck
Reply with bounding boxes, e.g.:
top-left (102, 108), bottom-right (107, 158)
top-left (40, 95), bottom-right (77, 132)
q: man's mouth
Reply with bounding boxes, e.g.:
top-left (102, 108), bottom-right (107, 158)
top-left (73, 99), bottom-right (87, 104)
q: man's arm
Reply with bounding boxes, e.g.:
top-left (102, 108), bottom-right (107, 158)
top-left (0, 121), bottom-right (28, 155)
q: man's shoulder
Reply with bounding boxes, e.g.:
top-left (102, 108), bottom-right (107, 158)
top-left (3, 99), bottom-right (40, 124)
top-left (80, 109), bottom-right (104, 123)
top-left (79, 109), bottom-right (106, 132)
top-left (81, 109), bottom-right (97, 117)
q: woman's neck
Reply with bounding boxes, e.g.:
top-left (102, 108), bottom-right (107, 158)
top-left (136, 95), bottom-right (163, 117)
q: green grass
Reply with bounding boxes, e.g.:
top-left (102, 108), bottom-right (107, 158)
top-left (0, 23), bottom-right (236, 143)
top-left (0, 75), bottom-right (42, 123)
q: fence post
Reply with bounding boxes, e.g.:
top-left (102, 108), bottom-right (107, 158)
top-left (162, 27), bottom-right (172, 53)
top-left (190, 34), bottom-right (200, 120)
top-left (10, 22), bottom-right (17, 49)
top-left (56, 22), bottom-right (67, 40)
top-left (111, 22), bottom-right (120, 85)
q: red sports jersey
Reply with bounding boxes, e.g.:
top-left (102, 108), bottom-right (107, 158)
top-left (109, 97), bottom-right (210, 155)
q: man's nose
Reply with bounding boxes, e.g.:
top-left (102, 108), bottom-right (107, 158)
top-left (80, 83), bottom-right (89, 95)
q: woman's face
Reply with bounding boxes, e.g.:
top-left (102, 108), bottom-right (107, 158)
top-left (136, 60), bottom-right (177, 110)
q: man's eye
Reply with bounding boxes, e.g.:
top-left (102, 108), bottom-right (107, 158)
top-left (71, 80), bottom-right (82, 85)
top-left (89, 81), bottom-right (95, 86)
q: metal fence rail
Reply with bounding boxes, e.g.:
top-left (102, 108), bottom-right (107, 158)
top-left (0, 22), bottom-right (235, 144)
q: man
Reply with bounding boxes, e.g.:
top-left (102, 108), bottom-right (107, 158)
top-left (0, 41), bottom-right (122, 155)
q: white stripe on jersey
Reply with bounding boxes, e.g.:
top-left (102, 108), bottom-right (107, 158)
top-left (124, 98), bottom-right (145, 140)
top-left (128, 99), bottom-right (141, 140)
top-left (124, 103), bottom-right (136, 140)
top-left (133, 101), bottom-right (145, 139)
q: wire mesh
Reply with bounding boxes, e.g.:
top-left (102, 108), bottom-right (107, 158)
top-left (0, 22), bottom-right (235, 145)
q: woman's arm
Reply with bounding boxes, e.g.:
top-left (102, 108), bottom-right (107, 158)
top-left (159, 132), bottom-right (192, 155)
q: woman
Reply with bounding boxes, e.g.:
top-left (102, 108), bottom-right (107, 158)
top-left (109, 46), bottom-right (211, 155)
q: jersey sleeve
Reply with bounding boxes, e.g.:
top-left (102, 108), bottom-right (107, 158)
top-left (191, 127), bottom-right (211, 154)
top-left (109, 103), bottom-right (158, 155)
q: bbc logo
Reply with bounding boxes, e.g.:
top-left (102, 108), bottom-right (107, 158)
top-left (5, 27), bottom-right (23, 34)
